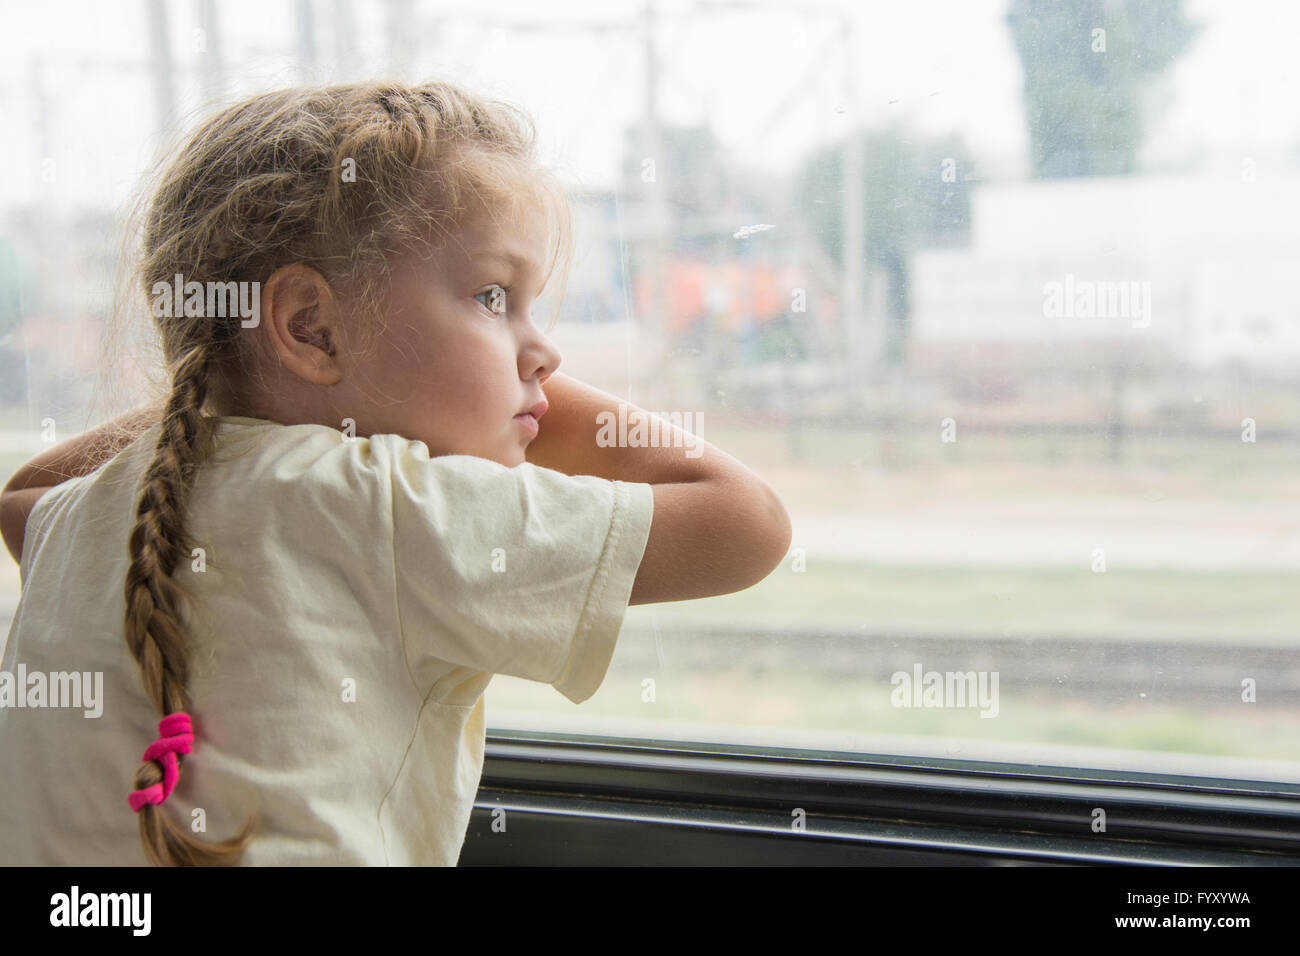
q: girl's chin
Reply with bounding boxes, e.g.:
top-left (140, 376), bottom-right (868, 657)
top-left (470, 444), bottom-right (526, 468)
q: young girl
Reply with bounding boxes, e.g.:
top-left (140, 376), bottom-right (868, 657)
top-left (0, 80), bottom-right (791, 866)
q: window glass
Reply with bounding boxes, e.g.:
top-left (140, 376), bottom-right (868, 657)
top-left (3, 0), bottom-right (1296, 786)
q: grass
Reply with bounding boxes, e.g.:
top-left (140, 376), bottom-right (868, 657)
top-left (487, 664), bottom-right (1300, 763)
top-left (632, 561), bottom-right (1300, 645)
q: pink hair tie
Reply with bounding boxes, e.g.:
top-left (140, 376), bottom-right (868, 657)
top-left (127, 712), bottom-right (195, 813)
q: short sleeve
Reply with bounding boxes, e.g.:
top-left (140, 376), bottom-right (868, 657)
top-left (384, 439), bottom-right (654, 704)
top-left (18, 481), bottom-right (72, 589)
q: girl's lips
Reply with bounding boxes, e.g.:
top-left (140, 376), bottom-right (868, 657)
top-left (513, 413), bottom-right (539, 437)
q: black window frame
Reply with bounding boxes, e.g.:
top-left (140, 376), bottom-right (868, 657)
top-left (459, 730), bottom-right (1300, 865)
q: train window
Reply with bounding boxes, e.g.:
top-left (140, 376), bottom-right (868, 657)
top-left (2, 0), bottom-right (1297, 872)
top-left (483, 0), bottom-right (1300, 795)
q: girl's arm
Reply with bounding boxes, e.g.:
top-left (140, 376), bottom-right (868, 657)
top-left (1, 403), bottom-right (163, 494)
top-left (525, 372), bottom-right (791, 604)
top-left (1, 485), bottom-right (51, 565)
top-left (1, 403), bottom-right (162, 564)
top-left (526, 372), bottom-right (744, 485)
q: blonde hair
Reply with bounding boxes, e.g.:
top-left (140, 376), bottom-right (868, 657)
top-left (106, 79), bottom-right (573, 865)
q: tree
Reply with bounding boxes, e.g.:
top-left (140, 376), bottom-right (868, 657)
top-left (797, 125), bottom-right (973, 368)
top-left (1007, 0), bottom-right (1200, 178)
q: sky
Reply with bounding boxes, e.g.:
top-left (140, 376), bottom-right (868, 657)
top-left (0, 0), bottom-right (1297, 214)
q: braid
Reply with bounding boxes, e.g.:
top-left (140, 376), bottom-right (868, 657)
top-left (111, 79), bottom-right (576, 865)
top-left (123, 344), bottom-right (255, 865)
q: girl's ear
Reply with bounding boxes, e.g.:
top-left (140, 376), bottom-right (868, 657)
top-left (262, 264), bottom-right (346, 385)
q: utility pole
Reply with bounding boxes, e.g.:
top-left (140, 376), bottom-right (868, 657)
top-left (385, 0), bottom-right (416, 79)
top-left (331, 0), bottom-right (359, 78)
top-left (840, 10), bottom-right (866, 387)
top-left (198, 0), bottom-right (226, 109)
top-left (296, 0), bottom-right (318, 82)
top-left (147, 0), bottom-right (177, 136)
top-left (641, 0), bottom-right (671, 410)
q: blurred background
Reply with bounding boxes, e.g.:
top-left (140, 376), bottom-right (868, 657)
top-left (2, 0), bottom-right (1298, 782)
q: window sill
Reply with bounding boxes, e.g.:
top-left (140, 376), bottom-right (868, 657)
top-left (459, 731), bottom-right (1300, 865)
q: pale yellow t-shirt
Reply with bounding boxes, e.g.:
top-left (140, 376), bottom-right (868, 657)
top-left (0, 416), bottom-right (653, 865)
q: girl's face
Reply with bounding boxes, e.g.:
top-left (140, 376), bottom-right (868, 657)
top-left (344, 196), bottom-right (563, 467)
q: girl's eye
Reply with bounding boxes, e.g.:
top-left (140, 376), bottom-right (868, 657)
top-left (476, 285), bottom-right (508, 315)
